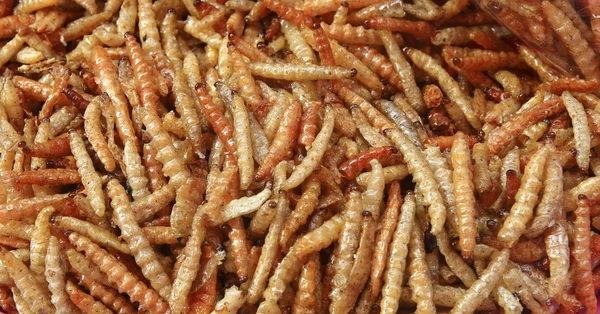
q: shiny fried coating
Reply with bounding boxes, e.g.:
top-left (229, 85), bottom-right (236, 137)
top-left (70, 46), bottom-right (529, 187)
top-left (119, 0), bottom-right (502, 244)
top-left (255, 100), bottom-right (301, 181)
top-left (69, 232), bottom-right (170, 314)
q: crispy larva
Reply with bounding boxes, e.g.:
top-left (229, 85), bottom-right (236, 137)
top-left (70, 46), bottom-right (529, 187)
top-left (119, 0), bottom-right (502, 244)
top-left (29, 206), bottom-right (54, 278)
top-left (90, 46), bottom-right (137, 142)
top-left (497, 146), bottom-right (548, 248)
top-left (84, 96), bottom-right (116, 172)
top-left (257, 214), bottom-right (345, 313)
top-left (222, 85), bottom-right (255, 190)
top-left (1, 248), bottom-right (54, 314)
top-left (451, 132), bottom-right (477, 261)
top-left (2, 1), bottom-right (600, 313)
top-left (406, 47), bottom-right (481, 129)
top-left (384, 127), bottom-right (447, 235)
top-left (107, 179), bottom-right (172, 300)
top-left (450, 249), bottom-right (510, 314)
top-left (380, 192), bottom-right (416, 314)
top-left (526, 148), bottom-right (562, 238)
top-left (161, 12), bottom-right (205, 158)
top-left (380, 31), bottom-right (425, 114)
top-left (573, 196), bottom-right (597, 313)
top-left (541, 1), bottom-right (600, 82)
top-left (247, 190), bottom-right (289, 304)
top-left (45, 236), bottom-right (80, 314)
top-left (283, 107), bottom-right (334, 190)
top-left (66, 280), bottom-right (113, 314)
top-left (170, 176), bottom-right (205, 237)
top-left (69, 232), bottom-right (170, 314)
top-left (328, 188), bottom-right (363, 312)
top-left (170, 209), bottom-right (207, 314)
top-left (78, 276), bottom-right (137, 314)
top-left (561, 91), bottom-right (591, 170)
top-left (255, 99), bottom-right (302, 181)
top-left (54, 216), bottom-right (129, 254)
top-left (69, 131), bottom-right (105, 217)
top-left (65, 249), bottom-right (112, 287)
top-left (280, 176), bottom-right (320, 249)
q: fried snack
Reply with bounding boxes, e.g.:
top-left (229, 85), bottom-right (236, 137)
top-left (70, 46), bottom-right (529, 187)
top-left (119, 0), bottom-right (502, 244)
top-left (497, 146), bottom-right (548, 247)
top-left (450, 250), bottom-right (510, 314)
top-left (284, 107), bottom-right (335, 190)
top-left (573, 196), bottom-right (597, 313)
top-left (1, 248), bottom-right (53, 313)
top-left (107, 179), bottom-right (172, 300)
top-left (69, 232), bottom-right (170, 314)
top-left (1, 1), bottom-right (600, 313)
top-left (29, 205), bottom-right (54, 278)
top-left (77, 276), bottom-right (137, 314)
top-left (66, 280), bottom-right (113, 314)
top-left (45, 236), bottom-right (79, 314)
top-left (451, 132), bottom-right (477, 261)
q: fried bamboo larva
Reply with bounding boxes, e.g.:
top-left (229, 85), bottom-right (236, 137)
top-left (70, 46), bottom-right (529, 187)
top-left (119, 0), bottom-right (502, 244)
top-left (328, 189), bottom-right (363, 312)
top-left (46, 236), bottom-right (79, 314)
top-left (351, 105), bottom-right (393, 147)
top-left (450, 249), bottom-right (510, 314)
top-left (339, 146), bottom-right (398, 179)
top-left (69, 233), bottom-right (169, 314)
top-left (90, 46), bottom-right (136, 143)
top-left (279, 176), bottom-right (321, 249)
top-left (562, 91), bottom-right (591, 170)
top-left (573, 196), bottom-right (597, 313)
top-left (424, 147), bottom-right (459, 236)
top-left (384, 128), bottom-right (446, 235)
top-left (369, 181), bottom-right (402, 299)
top-left (283, 107), bottom-right (334, 190)
top-left (545, 223), bottom-right (569, 298)
top-left (69, 131), bottom-right (105, 217)
top-left (60, 11), bottom-right (112, 42)
top-left (380, 31), bottom-right (425, 114)
top-left (255, 99), bottom-right (302, 181)
top-left (249, 62), bottom-right (355, 81)
top-left (0, 36), bottom-right (24, 69)
top-left (257, 214), bottom-right (345, 313)
top-left (78, 276), bottom-right (137, 314)
top-left (122, 138), bottom-right (151, 201)
top-left (213, 188), bottom-right (272, 226)
top-left (486, 97), bottom-right (564, 156)
top-left (107, 179), bottom-right (172, 300)
top-left (83, 96), bottom-right (116, 172)
top-left (170, 209), bottom-right (207, 314)
top-left (229, 47), bottom-right (263, 111)
top-left (541, 1), bottom-right (600, 82)
top-left (324, 23), bottom-right (384, 47)
top-left (407, 224), bottom-right (435, 313)
top-left (380, 192), bottom-right (416, 314)
top-left (451, 132), bottom-right (477, 261)
top-left (374, 99), bottom-right (423, 147)
top-left (229, 89), bottom-right (254, 190)
top-left (1, 248), bottom-right (53, 314)
top-left (11, 286), bottom-right (32, 314)
top-left (292, 254), bottom-right (320, 314)
top-left (280, 20), bottom-right (316, 65)
top-left (66, 280), bottom-right (113, 314)
top-left (26, 204), bottom-right (50, 278)
top-left (497, 146), bottom-right (548, 248)
top-left (170, 176), bottom-right (205, 238)
top-left (526, 149), bottom-right (562, 238)
top-left (406, 47), bottom-right (481, 129)
top-left (212, 286), bottom-right (245, 314)
top-left (247, 191), bottom-right (289, 304)
top-left (54, 216), bottom-right (129, 254)
top-left (161, 12), bottom-right (205, 158)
